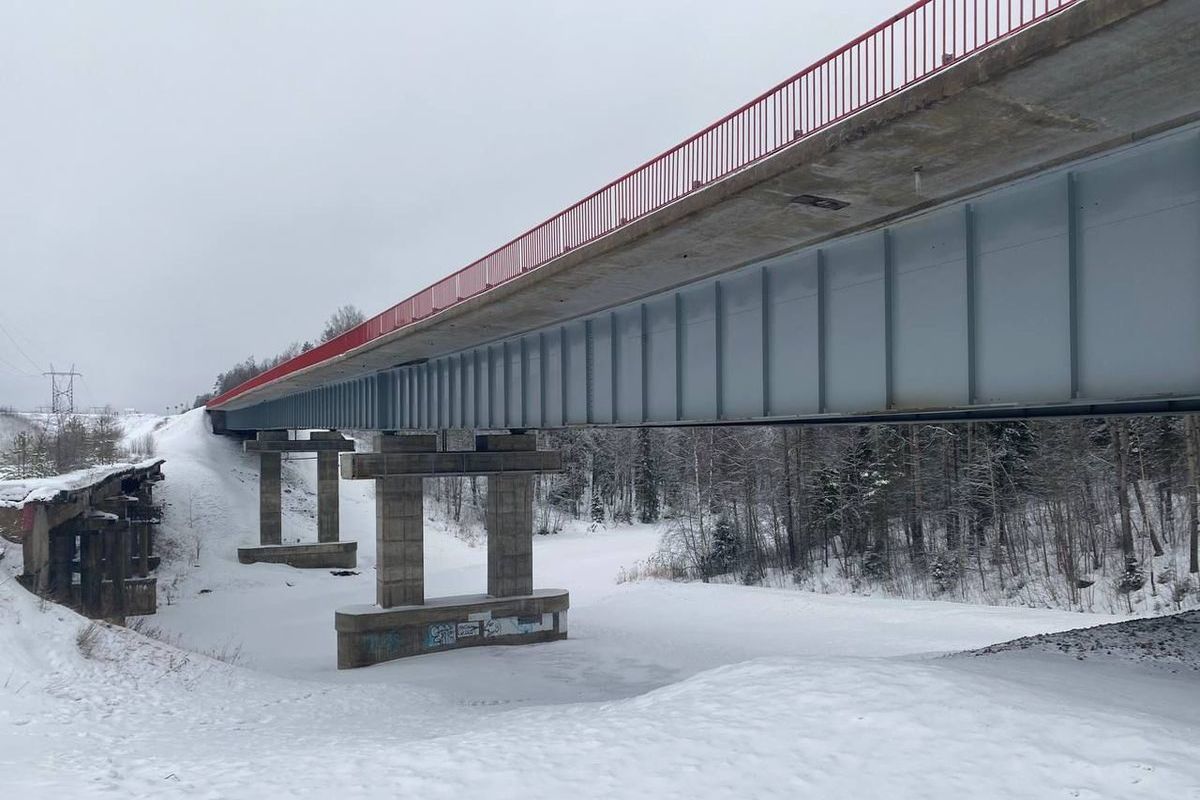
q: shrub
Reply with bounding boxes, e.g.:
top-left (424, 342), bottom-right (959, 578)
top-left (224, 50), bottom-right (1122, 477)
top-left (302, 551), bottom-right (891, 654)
top-left (76, 623), bottom-right (102, 659)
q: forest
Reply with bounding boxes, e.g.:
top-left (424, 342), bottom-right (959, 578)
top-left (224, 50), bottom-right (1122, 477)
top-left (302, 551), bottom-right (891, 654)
top-left (430, 416), bottom-right (1200, 614)
top-left (0, 409), bottom-right (154, 479)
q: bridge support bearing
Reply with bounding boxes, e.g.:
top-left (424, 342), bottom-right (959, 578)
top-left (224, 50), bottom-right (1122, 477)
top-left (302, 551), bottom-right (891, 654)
top-left (239, 430), bottom-right (359, 569)
top-left (335, 432), bottom-right (567, 668)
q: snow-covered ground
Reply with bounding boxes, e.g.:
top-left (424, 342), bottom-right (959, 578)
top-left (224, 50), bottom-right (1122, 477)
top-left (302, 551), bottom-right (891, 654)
top-left (0, 460), bottom-right (162, 509)
top-left (1, 408), bottom-right (1198, 798)
top-left (0, 412), bottom-right (36, 450)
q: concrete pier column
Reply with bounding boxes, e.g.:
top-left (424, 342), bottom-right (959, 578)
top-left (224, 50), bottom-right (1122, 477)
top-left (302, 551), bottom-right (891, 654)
top-left (136, 525), bottom-right (151, 577)
top-left (311, 431), bottom-right (344, 543)
top-left (486, 474), bottom-right (535, 597)
top-left (135, 484), bottom-right (152, 577)
top-left (257, 431), bottom-right (287, 546)
top-left (79, 532), bottom-right (102, 617)
top-left (49, 527), bottom-right (75, 603)
top-left (109, 525), bottom-right (129, 619)
top-left (374, 434), bottom-right (437, 608)
top-left (480, 434), bottom-right (537, 598)
top-left (21, 504), bottom-right (51, 595)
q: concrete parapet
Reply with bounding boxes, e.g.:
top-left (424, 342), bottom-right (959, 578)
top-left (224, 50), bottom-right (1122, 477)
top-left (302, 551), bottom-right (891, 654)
top-left (237, 541), bottom-right (357, 569)
top-left (335, 589), bottom-right (569, 668)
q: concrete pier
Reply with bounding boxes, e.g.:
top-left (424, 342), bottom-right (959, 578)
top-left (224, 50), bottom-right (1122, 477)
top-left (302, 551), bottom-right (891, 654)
top-left (79, 531), bottom-right (102, 617)
top-left (487, 474), bottom-right (534, 597)
top-left (478, 433), bottom-right (537, 598)
top-left (312, 431), bottom-right (343, 544)
top-left (257, 431), bottom-right (286, 546)
top-left (374, 434), bottom-right (437, 608)
top-left (240, 430), bottom-right (357, 568)
top-left (110, 525), bottom-right (129, 621)
top-left (336, 431), bottom-right (566, 667)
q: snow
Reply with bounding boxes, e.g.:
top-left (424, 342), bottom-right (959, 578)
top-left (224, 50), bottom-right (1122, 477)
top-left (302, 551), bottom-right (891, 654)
top-left (2, 407), bottom-right (1199, 798)
top-left (0, 412), bottom-right (36, 451)
top-left (0, 459), bottom-right (162, 509)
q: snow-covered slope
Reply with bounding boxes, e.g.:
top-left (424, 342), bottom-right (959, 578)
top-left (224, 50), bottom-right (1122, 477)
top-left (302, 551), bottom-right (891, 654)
top-left (0, 412), bottom-right (35, 451)
top-left (1, 409), bottom-right (1198, 798)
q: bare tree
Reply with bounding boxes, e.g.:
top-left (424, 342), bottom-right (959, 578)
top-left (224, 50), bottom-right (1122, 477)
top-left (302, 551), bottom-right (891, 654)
top-left (320, 304), bottom-right (366, 342)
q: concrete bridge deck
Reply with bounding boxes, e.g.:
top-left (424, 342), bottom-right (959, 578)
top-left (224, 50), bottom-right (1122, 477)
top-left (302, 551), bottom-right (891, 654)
top-left (210, 0), bottom-right (1200, 421)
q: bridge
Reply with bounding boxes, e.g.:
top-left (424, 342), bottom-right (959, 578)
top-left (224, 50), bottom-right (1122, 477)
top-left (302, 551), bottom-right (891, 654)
top-left (208, 0), bottom-right (1200, 433)
top-left (200, 0), bottom-right (1200, 667)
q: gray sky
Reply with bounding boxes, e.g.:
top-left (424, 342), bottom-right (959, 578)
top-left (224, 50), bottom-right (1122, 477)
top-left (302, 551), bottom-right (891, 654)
top-left (0, 0), bottom-right (897, 413)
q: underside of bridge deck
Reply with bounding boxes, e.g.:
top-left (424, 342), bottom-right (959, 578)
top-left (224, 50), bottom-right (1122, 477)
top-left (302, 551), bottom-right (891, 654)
top-left (211, 0), bottom-right (1200, 432)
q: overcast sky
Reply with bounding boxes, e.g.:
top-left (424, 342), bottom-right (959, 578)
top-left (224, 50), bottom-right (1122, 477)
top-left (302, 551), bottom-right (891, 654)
top-left (0, 0), bottom-right (898, 413)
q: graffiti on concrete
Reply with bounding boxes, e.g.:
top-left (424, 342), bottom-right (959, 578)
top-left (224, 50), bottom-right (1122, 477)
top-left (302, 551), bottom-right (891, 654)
top-left (482, 613), bottom-right (555, 638)
top-left (363, 630), bottom-right (405, 660)
top-left (425, 622), bottom-right (456, 648)
top-left (423, 614), bottom-right (556, 648)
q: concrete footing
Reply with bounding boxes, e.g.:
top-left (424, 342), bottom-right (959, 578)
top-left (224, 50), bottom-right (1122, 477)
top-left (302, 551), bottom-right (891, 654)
top-left (238, 541), bottom-right (357, 569)
top-left (335, 589), bottom-right (569, 668)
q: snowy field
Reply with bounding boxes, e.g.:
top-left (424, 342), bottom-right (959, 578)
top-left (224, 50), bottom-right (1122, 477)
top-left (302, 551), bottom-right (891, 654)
top-left (1, 409), bottom-right (1198, 798)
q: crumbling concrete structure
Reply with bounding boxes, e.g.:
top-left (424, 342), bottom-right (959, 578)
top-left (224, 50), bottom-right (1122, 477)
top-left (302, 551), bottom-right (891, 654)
top-left (0, 459), bottom-right (165, 622)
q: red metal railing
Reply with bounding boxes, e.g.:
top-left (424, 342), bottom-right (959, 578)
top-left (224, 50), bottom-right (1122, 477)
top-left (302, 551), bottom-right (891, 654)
top-left (209, 0), bottom-right (1078, 408)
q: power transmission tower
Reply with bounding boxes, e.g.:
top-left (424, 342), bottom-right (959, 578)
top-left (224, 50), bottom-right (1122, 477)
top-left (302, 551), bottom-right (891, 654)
top-left (43, 364), bottom-right (82, 414)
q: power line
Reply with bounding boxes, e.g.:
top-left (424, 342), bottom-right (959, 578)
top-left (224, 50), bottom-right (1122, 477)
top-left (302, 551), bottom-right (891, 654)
top-left (0, 316), bottom-right (45, 373)
top-left (0, 350), bottom-right (38, 378)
